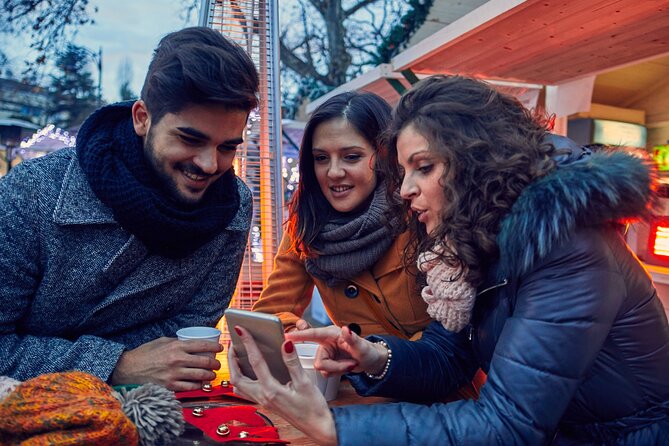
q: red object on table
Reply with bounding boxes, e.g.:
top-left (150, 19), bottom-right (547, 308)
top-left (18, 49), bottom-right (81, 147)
top-left (175, 384), bottom-right (252, 402)
top-left (182, 405), bottom-right (288, 443)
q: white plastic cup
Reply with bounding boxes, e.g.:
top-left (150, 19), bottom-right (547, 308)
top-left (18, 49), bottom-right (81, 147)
top-left (176, 326), bottom-right (221, 357)
top-left (295, 342), bottom-right (340, 401)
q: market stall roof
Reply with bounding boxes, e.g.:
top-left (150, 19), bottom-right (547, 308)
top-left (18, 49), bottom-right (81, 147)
top-left (0, 118), bottom-right (40, 130)
top-left (308, 0), bottom-right (669, 113)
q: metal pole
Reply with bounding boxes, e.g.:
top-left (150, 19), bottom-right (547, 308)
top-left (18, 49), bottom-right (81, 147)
top-left (269, 0), bottom-right (284, 235)
top-left (198, 0), bottom-right (211, 26)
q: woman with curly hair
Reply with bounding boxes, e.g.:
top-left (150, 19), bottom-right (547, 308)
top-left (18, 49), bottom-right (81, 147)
top-left (230, 75), bottom-right (669, 445)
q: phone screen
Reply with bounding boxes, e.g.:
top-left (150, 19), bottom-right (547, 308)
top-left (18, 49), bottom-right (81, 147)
top-left (225, 308), bottom-right (291, 384)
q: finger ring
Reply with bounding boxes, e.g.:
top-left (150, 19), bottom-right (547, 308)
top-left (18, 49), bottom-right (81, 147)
top-left (201, 383), bottom-right (213, 392)
top-left (217, 424), bottom-right (231, 436)
top-left (192, 407), bottom-right (205, 417)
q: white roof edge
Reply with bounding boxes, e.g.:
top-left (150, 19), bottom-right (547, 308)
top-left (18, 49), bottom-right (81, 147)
top-left (485, 78), bottom-right (543, 89)
top-left (392, 0), bottom-right (528, 70)
top-left (306, 64), bottom-right (397, 115)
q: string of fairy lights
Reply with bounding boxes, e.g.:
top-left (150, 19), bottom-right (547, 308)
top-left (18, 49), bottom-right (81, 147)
top-left (19, 124), bottom-right (76, 150)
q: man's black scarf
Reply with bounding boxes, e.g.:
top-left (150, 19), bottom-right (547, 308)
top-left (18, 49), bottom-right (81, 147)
top-left (76, 101), bottom-right (240, 258)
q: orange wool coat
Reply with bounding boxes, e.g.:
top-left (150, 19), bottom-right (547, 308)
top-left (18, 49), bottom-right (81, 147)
top-left (252, 230), bottom-right (431, 339)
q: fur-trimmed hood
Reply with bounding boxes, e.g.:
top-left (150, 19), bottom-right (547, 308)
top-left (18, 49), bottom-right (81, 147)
top-left (497, 147), bottom-right (655, 280)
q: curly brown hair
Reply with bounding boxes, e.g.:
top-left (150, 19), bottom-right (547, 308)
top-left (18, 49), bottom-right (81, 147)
top-left (382, 75), bottom-right (556, 287)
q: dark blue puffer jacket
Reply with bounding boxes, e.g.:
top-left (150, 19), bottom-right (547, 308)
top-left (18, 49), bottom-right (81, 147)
top-left (332, 147), bottom-right (669, 445)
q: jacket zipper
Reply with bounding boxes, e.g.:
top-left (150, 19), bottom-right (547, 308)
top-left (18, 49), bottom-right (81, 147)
top-left (476, 278), bottom-right (509, 297)
top-left (469, 278), bottom-right (509, 341)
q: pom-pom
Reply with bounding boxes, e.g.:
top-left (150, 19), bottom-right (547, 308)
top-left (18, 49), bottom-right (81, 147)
top-left (0, 376), bottom-right (21, 402)
top-left (114, 384), bottom-right (184, 445)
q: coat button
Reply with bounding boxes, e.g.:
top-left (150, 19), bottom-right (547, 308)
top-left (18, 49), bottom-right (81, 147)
top-left (344, 284), bottom-right (359, 298)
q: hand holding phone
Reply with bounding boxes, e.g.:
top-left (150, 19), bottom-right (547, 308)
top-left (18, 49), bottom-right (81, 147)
top-left (225, 308), bottom-right (291, 384)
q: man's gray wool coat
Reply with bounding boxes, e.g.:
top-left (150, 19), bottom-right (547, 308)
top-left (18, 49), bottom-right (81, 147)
top-left (0, 148), bottom-right (252, 382)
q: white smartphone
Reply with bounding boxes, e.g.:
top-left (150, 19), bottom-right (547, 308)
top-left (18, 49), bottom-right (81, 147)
top-left (224, 308), bottom-right (291, 385)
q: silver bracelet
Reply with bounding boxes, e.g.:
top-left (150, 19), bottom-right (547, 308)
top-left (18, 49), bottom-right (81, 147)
top-left (364, 340), bottom-right (392, 380)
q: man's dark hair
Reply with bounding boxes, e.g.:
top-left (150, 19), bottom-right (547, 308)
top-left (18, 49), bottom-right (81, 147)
top-left (140, 26), bottom-right (259, 123)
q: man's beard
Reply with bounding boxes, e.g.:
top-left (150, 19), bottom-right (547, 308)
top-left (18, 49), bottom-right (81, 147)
top-left (143, 130), bottom-right (208, 207)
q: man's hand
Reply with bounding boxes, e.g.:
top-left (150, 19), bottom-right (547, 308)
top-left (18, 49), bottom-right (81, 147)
top-left (110, 337), bottom-right (223, 391)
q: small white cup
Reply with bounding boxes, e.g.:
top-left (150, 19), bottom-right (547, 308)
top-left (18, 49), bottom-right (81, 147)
top-left (295, 342), bottom-right (340, 401)
top-left (176, 326), bottom-right (221, 357)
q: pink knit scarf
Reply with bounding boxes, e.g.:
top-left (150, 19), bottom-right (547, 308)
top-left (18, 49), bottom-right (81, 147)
top-left (417, 244), bottom-right (476, 333)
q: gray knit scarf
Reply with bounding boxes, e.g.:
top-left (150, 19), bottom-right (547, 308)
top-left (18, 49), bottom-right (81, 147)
top-left (305, 184), bottom-right (399, 287)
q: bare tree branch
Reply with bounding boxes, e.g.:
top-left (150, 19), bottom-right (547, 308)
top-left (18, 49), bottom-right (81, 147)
top-left (279, 0), bottom-right (433, 115)
top-left (180, 0), bottom-right (200, 24)
top-left (280, 39), bottom-right (330, 85)
top-left (299, 5), bottom-right (316, 68)
top-left (344, 0), bottom-right (379, 18)
top-left (1, 0), bottom-right (98, 74)
top-left (306, 0), bottom-right (325, 14)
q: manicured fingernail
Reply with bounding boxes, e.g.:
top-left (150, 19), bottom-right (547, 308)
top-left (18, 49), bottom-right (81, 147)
top-left (234, 327), bottom-right (242, 336)
top-left (284, 340), bottom-right (294, 354)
